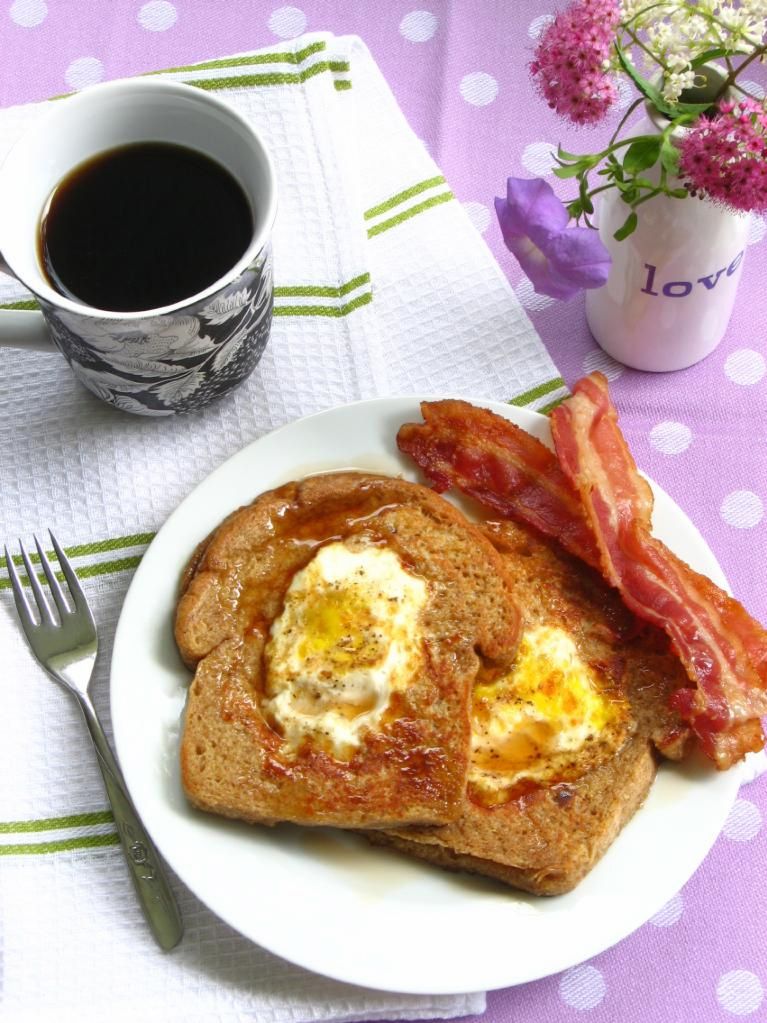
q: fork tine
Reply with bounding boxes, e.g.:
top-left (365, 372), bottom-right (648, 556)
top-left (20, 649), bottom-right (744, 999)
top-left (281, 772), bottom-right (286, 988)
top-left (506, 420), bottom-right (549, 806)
top-left (34, 534), bottom-right (71, 620)
top-left (18, 541), bottom-right (55, 626)
top-left (3, 544), bottom-right (36, 626)
top-left (48, 531), bottom-right (92, 621)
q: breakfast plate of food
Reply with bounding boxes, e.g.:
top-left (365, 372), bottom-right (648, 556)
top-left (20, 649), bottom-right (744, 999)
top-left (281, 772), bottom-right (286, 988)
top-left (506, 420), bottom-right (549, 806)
top-left (110, 375), bottom-right (765, 994)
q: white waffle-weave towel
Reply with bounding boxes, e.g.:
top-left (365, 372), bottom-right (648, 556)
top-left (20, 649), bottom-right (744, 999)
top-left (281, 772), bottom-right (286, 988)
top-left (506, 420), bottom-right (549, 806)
top-left (0, 33), bottom-right (563, 1023)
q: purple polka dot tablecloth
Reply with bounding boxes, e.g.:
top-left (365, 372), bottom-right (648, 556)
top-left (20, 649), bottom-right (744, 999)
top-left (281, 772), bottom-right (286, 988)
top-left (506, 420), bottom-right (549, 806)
top-left (0, 2), bottom-right (765, 1022)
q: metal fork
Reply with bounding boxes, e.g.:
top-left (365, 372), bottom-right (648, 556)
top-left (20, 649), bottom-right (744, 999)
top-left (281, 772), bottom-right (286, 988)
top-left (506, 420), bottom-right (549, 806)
top-left (5, 532), bottom-right (183, 951)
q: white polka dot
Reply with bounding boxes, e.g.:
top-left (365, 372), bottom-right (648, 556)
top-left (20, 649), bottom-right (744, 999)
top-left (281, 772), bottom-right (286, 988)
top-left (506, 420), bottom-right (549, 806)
top-left (137, 0), bottom-right (177, 31)
top-left (742, 749), bottom-right (767, 785)
top-left (723, 798), bottom-right (763, 841)
top-left (459, 72), bottom-right (498, 107)
top-left (399, 10), bottom-right (437, 42)
top-left (583, 348), bottom-right (624, 381)
top-left (725, 348), bottom-right (766, 385)
top-left (615, 76), bottom-right (634, 110)
top-left (717, 970), bottom-right (764, 1015)
top-left (9, 0), bottom-right (46, 26)
top-left (267, 5), bottom-right (307, 38)
top-left (463, 201), bottom-right (491, 234)
top-left (64, 57), bottom-right (105, 91)
top-left (521, 141), bottom-right (557, 176)
top-left (720, 490), bottom-right (764, 529)
top-left (740, 79), bottom-right (766, 99)
top-left (515, 278), bottom-right (556, 311)
top-left (747, 216), bottom-right (766, 245)
top-left (649, 420), bottom-right (692, 455)
top-left (649, 892), bottom-right (684, 927)
top-left (559, 965), bottom-right (606, 1010)
top-left (528, 13), bottom-right (554, 38)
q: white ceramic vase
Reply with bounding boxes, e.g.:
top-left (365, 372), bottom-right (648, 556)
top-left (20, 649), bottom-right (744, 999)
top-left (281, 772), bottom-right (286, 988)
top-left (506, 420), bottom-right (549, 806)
top-left (585, 112), bottom-right (751, 372)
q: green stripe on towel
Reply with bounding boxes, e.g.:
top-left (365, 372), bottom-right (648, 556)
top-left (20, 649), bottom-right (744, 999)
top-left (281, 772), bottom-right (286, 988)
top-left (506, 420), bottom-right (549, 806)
top-left (507, 377), bottom-right (567, 408)
top-left (0, 810), bottom-right (114, 834)
top-left (155, 40), bottom-right (327, 75)
top-left (539, 395), bottom-right (568, 416)
top-left (273, 291), bottom-right (373, 318)
top-left (274, 272), bottom-right (370, 299)
top-left (367, 192), bottom-right (454, 238)
top-left (364, 176), bottom-right (447, 221)
top-left (0, 276), bottom-right (370, 317)
top-left (5, 531), bottom-right (155, 568)
top-left (0, 555), bottom-right (144, 591)
top-left (0, 833), bottom-right (119, 856)
top-left (186, 60), bottom-right (350, 92)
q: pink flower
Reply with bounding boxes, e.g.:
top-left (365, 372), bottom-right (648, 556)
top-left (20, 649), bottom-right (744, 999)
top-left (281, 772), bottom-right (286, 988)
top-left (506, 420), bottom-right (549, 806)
top-left (531, 0), bottom-right (620, 126)
top-left (679, 98), bottom-right (767, 215)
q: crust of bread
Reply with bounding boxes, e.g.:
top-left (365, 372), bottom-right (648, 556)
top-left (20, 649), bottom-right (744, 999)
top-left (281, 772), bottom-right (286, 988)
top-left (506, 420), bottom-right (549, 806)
top-left (175, 472), bottom-right (520, 830)
top-left (366, 519), bottom-right (689, 893)
top-left (366, 735), bottom-right (656, 895)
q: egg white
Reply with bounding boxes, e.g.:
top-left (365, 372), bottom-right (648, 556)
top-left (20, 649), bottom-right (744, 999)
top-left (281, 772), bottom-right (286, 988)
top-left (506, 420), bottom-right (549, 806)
top-left (262, 541), bottom-right (428, 757)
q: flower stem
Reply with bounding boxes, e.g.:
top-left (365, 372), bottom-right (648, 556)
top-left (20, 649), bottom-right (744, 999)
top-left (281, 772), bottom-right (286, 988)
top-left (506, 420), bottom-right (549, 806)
top-left (608, 96), bottom-right (644, 148)
top-left (623, 24), bottom-right (669, 72)
top-left (719, 45), bottom-right (767, 98)
top-left (566, 182), bottom-right (614, 205)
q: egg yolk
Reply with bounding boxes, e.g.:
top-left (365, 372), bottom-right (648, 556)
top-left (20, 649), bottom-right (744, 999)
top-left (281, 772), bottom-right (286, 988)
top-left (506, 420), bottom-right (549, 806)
top-left (469, 625), bottom-right (628, 804)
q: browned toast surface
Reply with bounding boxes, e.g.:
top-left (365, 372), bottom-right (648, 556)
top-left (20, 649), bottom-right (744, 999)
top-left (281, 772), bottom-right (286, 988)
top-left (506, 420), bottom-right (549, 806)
top-left (175, 472), bottom-right (520, 829)
top-left (368, 519), bottom-right (690, 893)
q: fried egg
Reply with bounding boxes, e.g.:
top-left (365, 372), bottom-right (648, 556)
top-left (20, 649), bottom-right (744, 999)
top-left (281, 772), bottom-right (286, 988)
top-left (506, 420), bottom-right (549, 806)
top-left (262, 540), bottom-right (428, 757)
top-left (470, 625), bottom-right (628, 803)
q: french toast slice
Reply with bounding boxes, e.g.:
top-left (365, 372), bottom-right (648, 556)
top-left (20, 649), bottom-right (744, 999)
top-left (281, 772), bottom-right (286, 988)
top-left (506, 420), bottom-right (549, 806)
top-left (175, 472), bottom-right (520, 830)
top-left (366, 519), bottom-right (690, 893)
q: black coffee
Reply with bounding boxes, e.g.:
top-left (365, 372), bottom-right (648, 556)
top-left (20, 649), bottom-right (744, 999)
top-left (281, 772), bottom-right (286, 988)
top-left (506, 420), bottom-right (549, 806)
top-left (39, 142), bottom-right (253, 312)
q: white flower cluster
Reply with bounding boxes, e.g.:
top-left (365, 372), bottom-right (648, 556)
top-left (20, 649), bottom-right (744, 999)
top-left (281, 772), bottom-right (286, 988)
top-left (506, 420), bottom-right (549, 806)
top-left (619, 0), bottom-right (767, 103)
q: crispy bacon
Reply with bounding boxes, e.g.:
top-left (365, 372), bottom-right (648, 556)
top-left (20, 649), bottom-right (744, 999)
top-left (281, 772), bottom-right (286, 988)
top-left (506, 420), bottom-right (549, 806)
top-left (397, 399), bottom-right (601, 568)
top-left (551, 372), bottom-right (767, 769)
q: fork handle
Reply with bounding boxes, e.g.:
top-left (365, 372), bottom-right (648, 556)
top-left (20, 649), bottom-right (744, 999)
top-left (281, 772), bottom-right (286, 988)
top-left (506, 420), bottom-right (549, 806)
top-left (77, 696), bottom-right (184, 951)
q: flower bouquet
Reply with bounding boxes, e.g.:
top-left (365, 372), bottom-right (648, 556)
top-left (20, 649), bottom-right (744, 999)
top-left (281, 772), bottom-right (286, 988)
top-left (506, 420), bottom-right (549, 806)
top-left (497, 1), bottom-right (767, 370)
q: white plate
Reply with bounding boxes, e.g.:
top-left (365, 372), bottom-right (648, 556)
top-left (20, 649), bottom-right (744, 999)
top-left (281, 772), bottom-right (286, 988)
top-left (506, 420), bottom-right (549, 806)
top-left (110, 397), bottom-right (740, 994)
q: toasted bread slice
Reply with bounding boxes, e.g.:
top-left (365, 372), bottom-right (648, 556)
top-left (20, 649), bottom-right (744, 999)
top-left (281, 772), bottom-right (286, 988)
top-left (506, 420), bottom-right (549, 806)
top-left (366, 519), bottom-right (690, 893)
top-left (175, 472), bottom-right (519, 830)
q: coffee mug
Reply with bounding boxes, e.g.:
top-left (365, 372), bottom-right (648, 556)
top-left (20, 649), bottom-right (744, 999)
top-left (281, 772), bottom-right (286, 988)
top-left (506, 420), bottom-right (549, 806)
top-left (0, 78), bottom-right (277, 415)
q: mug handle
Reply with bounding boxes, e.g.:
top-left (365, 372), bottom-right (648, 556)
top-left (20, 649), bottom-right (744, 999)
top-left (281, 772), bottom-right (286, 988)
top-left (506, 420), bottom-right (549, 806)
top-left (0, 258), bottom-right (57, 352)
top-left (0, 309), bottom-right (56, 351)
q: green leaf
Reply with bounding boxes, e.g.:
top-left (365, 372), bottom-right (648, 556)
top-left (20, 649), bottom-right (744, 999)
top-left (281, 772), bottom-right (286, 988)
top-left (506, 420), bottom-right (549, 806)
top-left (614, 41), bottom-right (674, 115)
top-left (556, 144), bottom-right (585, 161)
top-left (667, 187), bottom-right (689, 198)
top-left (614, 210), bottom-right (638, 241)
top-left (614, 42), bottom-right (713, 119)
top-left (672, 98), bottom-right (718, 116)
top-left (660, 139), bottom-right (680, 174)
top-left (689, 47), bottom-right (730, 70)
top-left (566, 199), bottom-right (583, 218)
top-left (623, 137), bottom-right (662, 174)
top-left (553, 163), bottom-right (587, 179)
top-left (578, 175), bottom-right (594, 215)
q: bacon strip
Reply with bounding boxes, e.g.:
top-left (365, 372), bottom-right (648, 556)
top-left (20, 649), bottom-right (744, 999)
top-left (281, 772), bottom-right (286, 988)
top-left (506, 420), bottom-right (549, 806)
top-left (551, 373), bottom-right (767, 769)
top-left (397, 399), bottom-right (601, 568)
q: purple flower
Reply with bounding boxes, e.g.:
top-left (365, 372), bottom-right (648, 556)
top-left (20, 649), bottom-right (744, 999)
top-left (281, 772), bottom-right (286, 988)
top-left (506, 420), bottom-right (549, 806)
top-left (495, 177), bottom-right (610, 301)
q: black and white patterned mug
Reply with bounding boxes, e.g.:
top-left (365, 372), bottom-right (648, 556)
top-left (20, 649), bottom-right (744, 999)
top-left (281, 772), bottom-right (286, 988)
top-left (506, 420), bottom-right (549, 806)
top-left (0, 78), bottom-right (277, 416)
